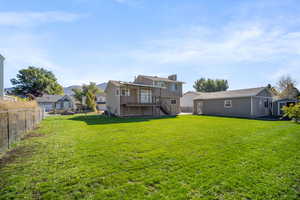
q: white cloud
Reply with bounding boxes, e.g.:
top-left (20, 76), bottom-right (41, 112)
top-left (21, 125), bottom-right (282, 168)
top-left (0, 11), bottom-right (82, 27)
top-left (128, 24), bottom-right (300, 65)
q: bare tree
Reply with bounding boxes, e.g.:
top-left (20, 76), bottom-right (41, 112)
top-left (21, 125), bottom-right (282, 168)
top-left (277, 75), bottom-right (296, 92)
top-left (276, 75), bottom-right (299, 99)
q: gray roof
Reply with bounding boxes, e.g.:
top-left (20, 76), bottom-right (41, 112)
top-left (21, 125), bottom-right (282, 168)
top-left (273, 97), bottom-right (299, 102)
top-left (194, 87), bottom-right (267, 100)
top-left (138, 75), bottom-right (184, 83)
top-left (36, 95), bottom-right (64, 103)
top-left (108, 80), bottom-right (164, 88)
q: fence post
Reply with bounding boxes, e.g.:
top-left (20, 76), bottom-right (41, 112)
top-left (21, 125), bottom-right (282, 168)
top-left (6, 111), bottom-right (10, 149)
top-left (25, 110), bottom-right (27, 132)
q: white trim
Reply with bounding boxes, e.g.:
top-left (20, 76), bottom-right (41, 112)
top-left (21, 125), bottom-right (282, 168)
top-left (224, 100), bottom-right (232, 108)
top-left (254, 96), bottom-right (273, 99)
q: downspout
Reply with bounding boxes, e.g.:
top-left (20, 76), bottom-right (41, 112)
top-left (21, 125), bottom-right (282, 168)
top-left (250, 96), bottom-right (253, 117)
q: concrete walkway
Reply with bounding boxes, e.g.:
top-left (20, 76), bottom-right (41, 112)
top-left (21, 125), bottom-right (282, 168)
top-left (179, 112), bottom-right (193, 115)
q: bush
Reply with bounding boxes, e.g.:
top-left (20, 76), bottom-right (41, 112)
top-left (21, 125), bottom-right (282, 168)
top-left (282, 103), bottom-right (300, 123)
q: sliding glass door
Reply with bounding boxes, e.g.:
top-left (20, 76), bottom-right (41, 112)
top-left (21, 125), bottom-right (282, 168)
top-left (140, 89), bottom-right (152, 103)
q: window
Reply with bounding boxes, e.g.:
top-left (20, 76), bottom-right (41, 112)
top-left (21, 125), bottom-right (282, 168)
top-left (121, 88), bottom-right (130, 96)
top-left (171, 99), bottom-right (177, 104)
top-left (170, 83), bottom-right (178, 91)
top-left (224, 100), bottom-right (232, 108)
top-left (154, 81), bottom-right (166, 87)
top-left (115, 89), bottom-right (119, 96)
top-left (264, 99), bottom-right (269, 108)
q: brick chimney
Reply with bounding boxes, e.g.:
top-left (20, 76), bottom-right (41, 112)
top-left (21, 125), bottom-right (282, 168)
top-left (168, 74), bottom-right (177, 81)
top-left (0, 54), bottom-right (4, 98)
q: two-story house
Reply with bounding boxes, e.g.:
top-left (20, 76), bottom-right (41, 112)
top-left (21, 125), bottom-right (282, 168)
top-left (105, 74), bottom-right (184, 117)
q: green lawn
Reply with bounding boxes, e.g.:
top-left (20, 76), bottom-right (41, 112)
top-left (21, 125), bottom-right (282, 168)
top-left (0, 115), bottom-right (300, 200)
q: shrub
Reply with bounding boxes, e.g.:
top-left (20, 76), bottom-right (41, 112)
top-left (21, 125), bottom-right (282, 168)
top-left (282, 103), bottom-right (300, 123)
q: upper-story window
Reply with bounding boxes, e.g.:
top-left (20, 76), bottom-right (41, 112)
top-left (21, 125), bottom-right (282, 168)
top-left (115, 89), bottom-right (120, 96)
top-left (121, 88), bottom-right (130, 96)
top-left (154, 81), bottom-right (166, 87)
top-left (170, 83), bottom-right (178, 91)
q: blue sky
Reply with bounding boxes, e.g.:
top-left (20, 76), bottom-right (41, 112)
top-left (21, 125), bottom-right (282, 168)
top-left (0, 0), bottom-right (300, 92)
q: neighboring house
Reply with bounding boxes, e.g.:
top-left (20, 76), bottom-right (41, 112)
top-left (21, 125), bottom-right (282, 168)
top-left (105, 74), bottom-right (184, 117)
top-left (180, 91), bottom-right (202, 113)
top-left (36, 95), bottom-right (76, 112)
top-left (193, 87), bottom-right (274, 118)
top-left (272, 98), bottom-right (299, 117)
top-left (0, 54), bottom-right (4, 99)
top-left (96, 93), bottom-right (106, 111)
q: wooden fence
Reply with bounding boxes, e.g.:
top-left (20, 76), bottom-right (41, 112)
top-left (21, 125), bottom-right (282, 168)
top-left (0, 108), bottom-right (44, 153)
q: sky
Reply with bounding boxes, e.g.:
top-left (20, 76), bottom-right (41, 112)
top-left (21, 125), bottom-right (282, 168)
top-left (0, 0), bottom-right (300, 92)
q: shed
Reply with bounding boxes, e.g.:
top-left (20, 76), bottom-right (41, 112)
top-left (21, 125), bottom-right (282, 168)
top-left (193, 87), bottom-right (274, 118)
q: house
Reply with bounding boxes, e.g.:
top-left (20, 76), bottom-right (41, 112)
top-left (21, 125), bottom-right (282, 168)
top-left (193, 87), bottom-right (274, 118)
top-left (96, 93), bottom-right (106, 111)
top-left (36, 95), bottom-right (76, 112)
top-left (0, 54), bottom-right (4, 99)
top-left (180, 91), bottom-right (202, 113)
top-left (105, 74), bottom-right (184, 117)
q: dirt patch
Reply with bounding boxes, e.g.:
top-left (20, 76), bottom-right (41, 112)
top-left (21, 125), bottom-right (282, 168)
top-left (22, 132), bottom-right (45, 140)
top-left (0, 146), bottom-right (33, 168)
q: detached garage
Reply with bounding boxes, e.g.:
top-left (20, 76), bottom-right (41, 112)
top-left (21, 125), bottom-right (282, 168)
top-left (193, 87), bottom-right (274, 118)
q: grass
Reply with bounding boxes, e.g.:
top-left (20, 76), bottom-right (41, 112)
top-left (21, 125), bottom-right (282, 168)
top-left (0, 115), bottom-right (300, 200)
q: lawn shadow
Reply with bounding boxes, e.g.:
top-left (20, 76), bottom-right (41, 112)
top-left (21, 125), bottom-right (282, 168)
top-left (196, 114), bottom-right (284, 121)
top-left (69, 115), bottom-right (177, 125)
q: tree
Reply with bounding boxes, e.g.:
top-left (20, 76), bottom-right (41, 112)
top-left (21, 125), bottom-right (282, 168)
top-left (193, 78), bottom-right (229, 92)
top-left (72, 88), bottom-right (84, 103)
top-left (276, 75), bottom-right (299, 99)
top-left (11, 66), bottom-right (63, 97)
top-left (72, 82), bottom-right (101, 111)
top-left (86, 90), bottom-right (97, 112)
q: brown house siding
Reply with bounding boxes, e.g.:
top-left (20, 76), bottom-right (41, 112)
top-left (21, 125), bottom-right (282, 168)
top-left (106, 84), bottom-right (120, 116)
top-left (106, 75), bottom-right (183, 117)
